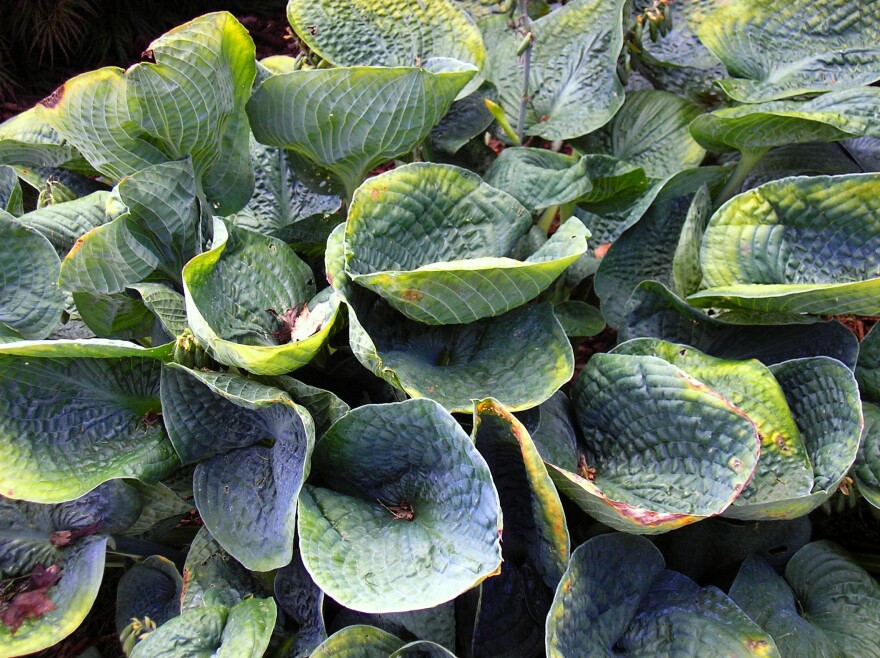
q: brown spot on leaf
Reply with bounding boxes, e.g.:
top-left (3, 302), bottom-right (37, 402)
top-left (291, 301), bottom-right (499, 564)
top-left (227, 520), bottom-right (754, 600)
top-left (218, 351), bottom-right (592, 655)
top-left (370, 188), bottom-right (380, 201)
top-left (49, 531), bottom-right (72, 547)
top-left (39, 85), bottom-right (65, 109)
top-left (0, 563), bottom-right (62, 633)
top-left (401, 290), bottom-right (424, 302)
top-left (775, 434), bottom-right (791, 454)
top-left (593, 242), bottom-right (612, 258)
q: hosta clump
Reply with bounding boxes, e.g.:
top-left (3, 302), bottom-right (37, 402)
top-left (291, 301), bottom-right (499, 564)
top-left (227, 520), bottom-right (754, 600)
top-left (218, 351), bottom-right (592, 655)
top-left (2, 0), bottom-right (880, 655)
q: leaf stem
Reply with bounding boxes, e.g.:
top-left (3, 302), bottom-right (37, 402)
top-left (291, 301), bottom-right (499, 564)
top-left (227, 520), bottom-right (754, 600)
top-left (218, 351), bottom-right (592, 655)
top-left (537, 205), bottom-right (559, 234)
top-left (713, 147), bottom-right (768, 207)
top-left (517, 0), bottom-right (533, 145)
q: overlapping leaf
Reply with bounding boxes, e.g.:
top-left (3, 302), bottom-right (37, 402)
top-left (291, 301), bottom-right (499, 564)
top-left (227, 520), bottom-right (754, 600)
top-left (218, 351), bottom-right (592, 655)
top-left (36, 12), bottom-right (256, 214)
top-left (858, 322), bottom-right (880, 402)
top-left (343, 163), bottom-right (588, 324)
top-left (286, 0), bottom-right (486, 98)
top-left (115, 556), bottom-right (182, 635)
top-left (183, 219), bottom-right (339, 375)
top-left (691, 173), bottom-right (880, 315)
top-left (696, 0), bottom-right (880, 102)
top-left (483, 0), bottom-right (625, 139)
top-left (549, 349), bottom-right (760, 533)
top-left (730, 541), bottom-right (880, 657)
top-left (130, 597), bottom-right (276, 658)
top-left (298, 399), bottom-right (502, 613)
top-left (58, 159), bottom-right (200, 295)
top-left (546, 533), bottom-right (779, 657)
top-left (484, 148), bottom-right (594, 212)
top-left (247, 62), bottom-right (476, 195)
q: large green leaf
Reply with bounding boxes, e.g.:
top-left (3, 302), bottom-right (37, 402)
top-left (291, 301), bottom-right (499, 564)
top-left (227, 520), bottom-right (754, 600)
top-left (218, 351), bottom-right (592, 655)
top-left (183, 219), bottom-right (339, 375)
top-left (310, 625), bottom-right (406, 658)
top-left (0, 166), bottom-right (22, 216)
top-left (853, 402), bottom-right (880, 510)
top-left (0, 354), bottom-right (178, 503)
top-left (73, 291), bottom-right (155, 340)
top-left (58, 159), bottom-right (200, 295)
top-left (36, 12), bottom-right (256, 214)
top-left (130, 597), bottom-right (276, 658)
top-left (0, 338), bottom-right (173, 360)
top-left (550, 351), bottom-right (760, 533)
top-left (483, 148), bottom-right (594, 212)
top-left (690, 87), bottom-right (880, 154)
top-left (483, 0), bottom-right (625, 139)
top-left (130, 283), bottom-right (188, 338)
top-left (0, 211), bottom-right (63, 340)
top-left (286, 0), bottom-right (486, 98)
top-left (546, 533), bottom-right (779, 657)
top-left (343, 163), bottom-right (588, 324)
top-left (470, 399), bottom-right (568, 658)
top-left (613, 339), bottom-right (815, 514)
top-left (696, 0), bottom-right (880, 102)
top-left (620, 282), bottom-right (860, 369)
top-left (691, 174), bottom-right (880, 315)
top-left (729, 541), bottom-right (880, 657)
top-left (247, 63), bottom-right (475, 196)
top-left (164, 366), bottom-right (314, 571)
top-left (858, 322), bottom-right (880, 402)
top-left (298, 399), bottom-right (502, 613)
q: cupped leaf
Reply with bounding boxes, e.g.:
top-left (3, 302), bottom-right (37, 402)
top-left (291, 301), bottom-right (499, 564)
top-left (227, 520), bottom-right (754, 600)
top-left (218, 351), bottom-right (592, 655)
top-left (484, 0), bottom-right (625, 139)
top-left (484, 148), bottom-right (594, 212)
top-left (515, 392), bottom-right (578, 472)
top-left (183, 219), bottom-right (339, 375)
top-left (130, 283), bottom-right (188, 338)
top-left (329, 603), bottom-right (455, 652)
top-left (115, 556), bottom-right (182, 635)
top-left (286, 0), bottom-right (486, 98)
top-left (328, 221), bottom-right (573, 413)
top-left (729, 541), bottom-right (880, 657)
top-left (551, 351), bottom-right (760, 533)
top-left (552, 301), bottom-right (605, 338)
top-left (0, 354), bottom-right (178, 503)
top-left (691, 173), bottom-right (880, 315)
top-left (37, 12), bottom-right (256, 214)
top-left (181, 527), bottom-right (269, 612)
top-left (0, 211), bottom-right (63, 340)
top-left (853, 403), bottom-right (880, 510)
top-left (73, 291), bottom-right (155, 340)
top-left (167, 367), bottom-right (315, 571)
top-left (344, 163), bottom-right (588, 324)
top-left (298, 399), bottom-right (502, 613)
top-left (696, 0), bottom-right (880, 102)
top-left (0, 535), bottom-right (107, 657)
top-left (0, 166), bottom-right (22, 215)
top-left (130, 597), bottom-right (276, 658)
top-left (470, 399), bottom-right (569, 658)
top-left (690, 87), bottom-right (880, 154)
top-left (344, 291), bottom-right (573, 413)
top-left (612, 339), bottom-right (816, 516)
top-left (546, 533), bottom-right (778, 657)
top-left (430, 84), bottom-right (495, 155)
top-left (247, 63), bottom-right (476, 196)
top-left (857, 322), bottom-right (880, 402)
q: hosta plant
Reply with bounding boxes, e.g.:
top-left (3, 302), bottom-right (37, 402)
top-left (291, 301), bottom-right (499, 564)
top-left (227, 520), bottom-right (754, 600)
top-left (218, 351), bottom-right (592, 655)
top-left (1, 0), bottom-right (880, 656)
